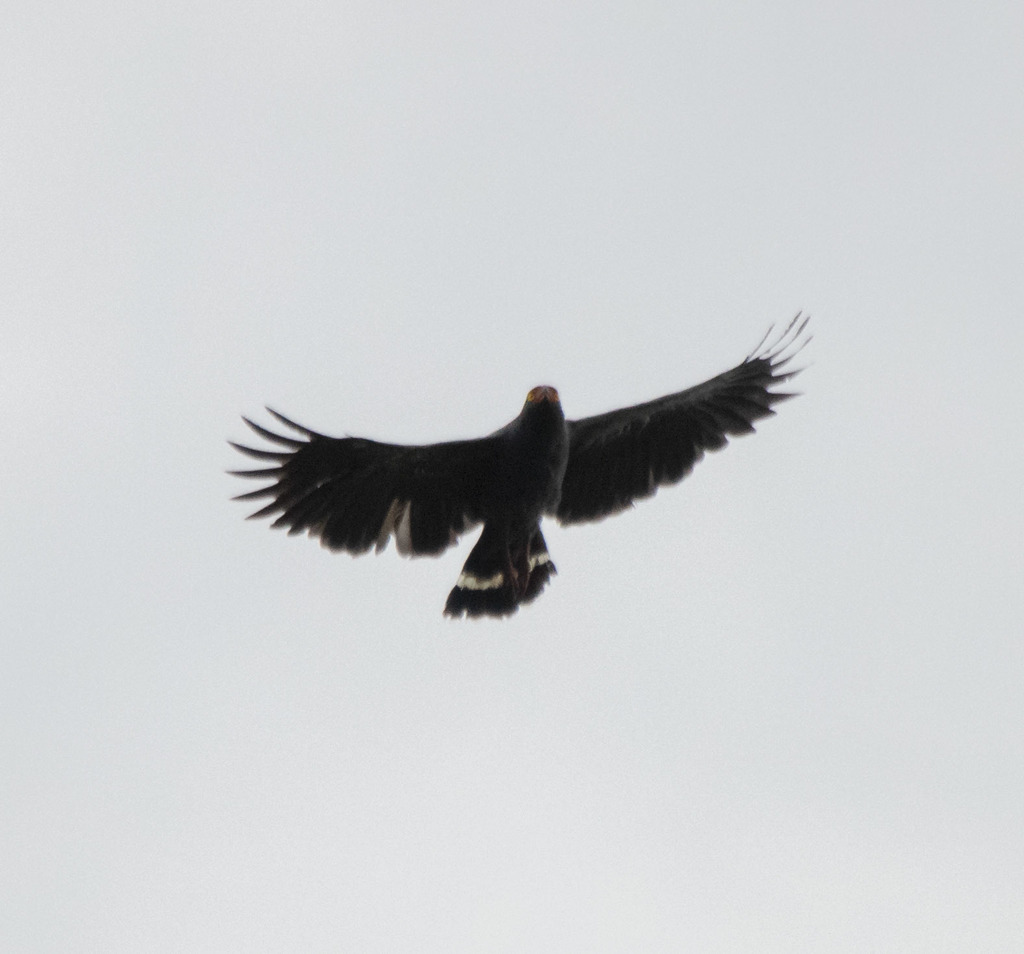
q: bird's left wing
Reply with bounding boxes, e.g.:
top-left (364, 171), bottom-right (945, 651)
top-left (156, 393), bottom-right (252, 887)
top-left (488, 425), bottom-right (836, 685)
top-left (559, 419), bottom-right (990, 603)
top-left (556, 314), bottom-right (810, 525)
top-left (229, 409), bottom-right (499, 556)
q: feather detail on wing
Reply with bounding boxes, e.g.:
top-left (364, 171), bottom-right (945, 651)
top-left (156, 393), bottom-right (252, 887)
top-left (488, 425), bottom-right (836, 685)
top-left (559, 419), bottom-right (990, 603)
top-left (556, 313), bottom-right (811, 525)
top-left (229, 408), bottom-right (496, 556)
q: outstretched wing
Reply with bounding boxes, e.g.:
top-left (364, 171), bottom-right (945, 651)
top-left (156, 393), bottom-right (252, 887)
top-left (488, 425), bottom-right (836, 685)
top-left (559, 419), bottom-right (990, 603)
top-left (229, 409), bottom-right (499, 556)
top-left (556, 314), bottom-right (810, 525)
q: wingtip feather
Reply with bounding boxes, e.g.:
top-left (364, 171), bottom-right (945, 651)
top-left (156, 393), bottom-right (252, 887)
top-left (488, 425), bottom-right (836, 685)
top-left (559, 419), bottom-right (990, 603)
top-left (749, 311), bottom-right (812, 365)
top-left (227, 441), bottom-right (291, 462)
top-left (242, 416), bottom-right (305, 448)
top-left (265, 406), bottom-right (318, 437)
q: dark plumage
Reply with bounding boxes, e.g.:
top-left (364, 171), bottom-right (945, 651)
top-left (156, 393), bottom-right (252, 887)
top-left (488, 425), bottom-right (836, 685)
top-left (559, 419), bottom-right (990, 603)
top-left (230, 314), bottom-right (810, 617)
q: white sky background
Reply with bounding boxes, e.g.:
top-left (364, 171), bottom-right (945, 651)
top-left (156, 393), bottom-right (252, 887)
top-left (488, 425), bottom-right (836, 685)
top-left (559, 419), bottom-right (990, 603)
top-left (3, 0), bottom-right (1023, 950)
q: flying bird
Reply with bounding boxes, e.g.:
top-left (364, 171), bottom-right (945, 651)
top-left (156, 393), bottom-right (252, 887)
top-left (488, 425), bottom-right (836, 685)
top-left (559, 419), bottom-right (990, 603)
top-left (230, 314), bottom-right (810, 618)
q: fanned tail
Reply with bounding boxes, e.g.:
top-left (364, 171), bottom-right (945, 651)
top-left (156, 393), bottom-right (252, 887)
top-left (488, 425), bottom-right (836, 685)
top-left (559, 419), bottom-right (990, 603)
top-left (444, 525), bottom-right (556, 618)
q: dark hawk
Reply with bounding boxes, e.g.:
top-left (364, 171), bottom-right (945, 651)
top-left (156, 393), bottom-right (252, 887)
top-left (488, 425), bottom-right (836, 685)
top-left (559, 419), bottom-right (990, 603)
top-left (230, 314), bottom-right (810, 617)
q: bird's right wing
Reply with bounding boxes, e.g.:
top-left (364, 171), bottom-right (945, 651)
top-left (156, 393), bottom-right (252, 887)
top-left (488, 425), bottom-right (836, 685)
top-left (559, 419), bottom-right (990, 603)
top-left (229, 409), bottom-right (499, 557)
top-left (556, 314), bottom-right (810, 525)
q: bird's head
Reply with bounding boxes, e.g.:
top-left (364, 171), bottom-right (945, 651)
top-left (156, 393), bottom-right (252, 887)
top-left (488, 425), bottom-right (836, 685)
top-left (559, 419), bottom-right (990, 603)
top-left (525, 385), bottom-right (560, 405)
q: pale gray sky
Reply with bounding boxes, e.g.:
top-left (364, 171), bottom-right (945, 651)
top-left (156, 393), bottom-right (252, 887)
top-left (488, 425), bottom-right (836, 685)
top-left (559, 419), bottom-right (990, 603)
top-left (3, 1), bottom-right (1023, 950)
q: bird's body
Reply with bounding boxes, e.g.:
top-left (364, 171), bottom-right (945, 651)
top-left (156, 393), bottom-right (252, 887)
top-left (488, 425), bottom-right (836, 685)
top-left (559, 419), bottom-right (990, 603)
top-left (443, 386), bottom-right (568, 616)
top-left (230, 315), bottom-right (809, 617)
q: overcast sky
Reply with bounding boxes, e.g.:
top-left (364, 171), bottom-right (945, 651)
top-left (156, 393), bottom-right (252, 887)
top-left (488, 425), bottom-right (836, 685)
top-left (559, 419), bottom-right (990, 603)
top-left (3, 1), bottom-right (1023, 951)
